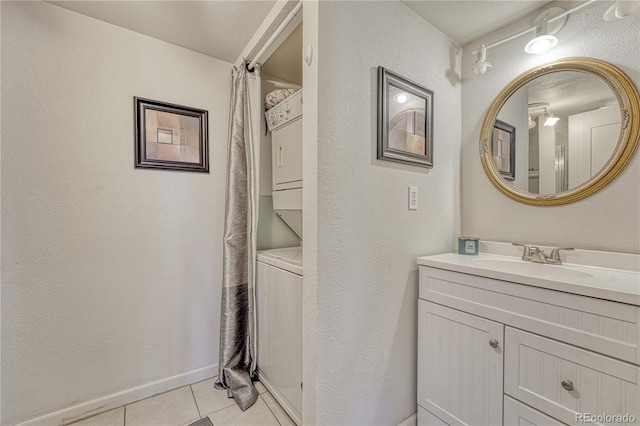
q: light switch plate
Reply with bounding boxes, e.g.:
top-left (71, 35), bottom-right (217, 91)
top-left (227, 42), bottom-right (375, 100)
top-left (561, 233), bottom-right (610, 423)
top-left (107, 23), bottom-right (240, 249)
top-left (409, 186), bottom-right (418, 210)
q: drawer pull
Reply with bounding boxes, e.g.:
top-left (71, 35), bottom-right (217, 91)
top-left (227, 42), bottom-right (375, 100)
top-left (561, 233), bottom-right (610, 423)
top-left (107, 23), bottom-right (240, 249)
top-left (489, 339), bottom-right (499, 348)
top-left (561, 380), bottom-right (574, 391)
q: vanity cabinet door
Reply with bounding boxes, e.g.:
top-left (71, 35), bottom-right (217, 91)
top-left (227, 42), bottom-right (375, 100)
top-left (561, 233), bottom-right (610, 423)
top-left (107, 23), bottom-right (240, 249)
top-left (418, 301), bottom-right (504, 426)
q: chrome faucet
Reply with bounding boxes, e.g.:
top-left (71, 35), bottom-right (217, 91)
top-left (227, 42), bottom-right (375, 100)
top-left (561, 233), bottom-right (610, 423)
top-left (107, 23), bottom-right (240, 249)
top-left (512, 243), bottom-right (574, 265)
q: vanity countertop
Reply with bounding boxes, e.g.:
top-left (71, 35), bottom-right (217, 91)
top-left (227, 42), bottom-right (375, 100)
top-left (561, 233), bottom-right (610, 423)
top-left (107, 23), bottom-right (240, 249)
top-left (417, 250), bottom-right (640, 306)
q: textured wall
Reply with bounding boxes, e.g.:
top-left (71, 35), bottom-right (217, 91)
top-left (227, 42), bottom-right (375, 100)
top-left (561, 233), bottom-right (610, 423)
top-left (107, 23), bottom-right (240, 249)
top-left (461, 1), bottom-right (640, 253)
top-left (0, 1), bottom-right (3, 421)
top-left (301, 2), bottom-right (319, 424)
top-left (1, 2), bottom-right (231, 424)
top-left (313, 2), bottom-right (461, 424)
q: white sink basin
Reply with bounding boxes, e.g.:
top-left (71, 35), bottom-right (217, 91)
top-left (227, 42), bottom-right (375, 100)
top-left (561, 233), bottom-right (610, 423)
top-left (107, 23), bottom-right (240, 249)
top-left (472, 258), bottom-right (594, 280)
top-left (417, 249), bottom-right (640, 306)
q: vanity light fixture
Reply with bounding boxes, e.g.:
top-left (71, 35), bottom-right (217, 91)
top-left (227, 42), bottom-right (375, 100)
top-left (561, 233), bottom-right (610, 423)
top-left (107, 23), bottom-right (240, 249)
top-left (528, 102), bottom-right (549, 128)
top-left (529, 102), bottom-right (558, 127)
top-left (471, 44), bottom-right (492, 75)
top-left (393, 93), bottom-right (410, 104)
top-left (470, 1), bottom-right (597, 74)
top-left (524, 19), bottom-right (558, 54)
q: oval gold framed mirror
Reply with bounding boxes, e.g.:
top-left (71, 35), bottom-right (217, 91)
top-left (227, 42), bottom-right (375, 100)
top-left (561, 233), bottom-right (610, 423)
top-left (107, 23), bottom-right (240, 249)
top-left (480, 57), bottom-right (640, 206)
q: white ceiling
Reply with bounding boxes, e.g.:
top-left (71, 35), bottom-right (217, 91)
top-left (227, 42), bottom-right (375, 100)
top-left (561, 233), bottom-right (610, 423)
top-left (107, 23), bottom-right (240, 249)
top-left (49, 1), bottom-right (563, 62)
top-left (402, 1), bottom-right (554, 45)
top-left (49, 1), bottom-right (276, 63)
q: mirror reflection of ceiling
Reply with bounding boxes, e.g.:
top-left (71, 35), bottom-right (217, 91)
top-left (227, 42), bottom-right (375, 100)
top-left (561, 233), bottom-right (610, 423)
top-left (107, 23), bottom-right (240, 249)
top-left (527, 72), bottom-right (617, 119)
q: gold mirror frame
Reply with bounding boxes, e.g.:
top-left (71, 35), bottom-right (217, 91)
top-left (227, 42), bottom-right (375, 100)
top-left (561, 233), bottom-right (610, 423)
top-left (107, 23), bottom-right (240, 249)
top-left (480, 57), bottom-right (640, 206)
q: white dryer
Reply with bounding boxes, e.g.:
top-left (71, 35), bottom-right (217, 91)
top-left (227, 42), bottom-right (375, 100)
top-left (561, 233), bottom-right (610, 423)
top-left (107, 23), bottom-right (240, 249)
top-left (265, 90), bottom-right (303, 240)
top-left (256, 246), bottom-right (302, 424)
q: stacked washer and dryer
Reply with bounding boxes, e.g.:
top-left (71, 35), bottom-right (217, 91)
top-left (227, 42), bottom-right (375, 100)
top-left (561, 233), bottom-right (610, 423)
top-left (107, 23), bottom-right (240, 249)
top-left (256, 89), bottom-right (303, 425)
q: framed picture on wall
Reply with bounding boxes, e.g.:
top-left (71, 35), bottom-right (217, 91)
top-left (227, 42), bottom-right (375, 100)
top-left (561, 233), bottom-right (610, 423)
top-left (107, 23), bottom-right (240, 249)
top-left (492, 119), bottom-right (515, 180)
top-left (134, 97), bottom-right (209, 172)
top-left (377, 67), bottom-right (434, 168)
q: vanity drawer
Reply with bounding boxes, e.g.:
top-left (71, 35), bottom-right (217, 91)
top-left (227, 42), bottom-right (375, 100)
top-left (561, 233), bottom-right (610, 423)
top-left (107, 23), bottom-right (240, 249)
top-left (505, 327), bottom-right (639, 426)
top-left (504, 395), bottom-right (566, 426)
top-left (419, 266), bottom-right (640, 364)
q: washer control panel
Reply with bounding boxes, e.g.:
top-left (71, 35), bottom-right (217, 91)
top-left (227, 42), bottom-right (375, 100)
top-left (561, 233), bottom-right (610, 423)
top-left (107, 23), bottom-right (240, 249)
top-left (266, 90), bottom-right (303, 132)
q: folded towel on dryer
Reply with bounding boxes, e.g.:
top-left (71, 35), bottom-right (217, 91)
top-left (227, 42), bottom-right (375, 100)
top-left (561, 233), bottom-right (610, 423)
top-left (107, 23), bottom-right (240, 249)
top-left (264, 89), bottom-right (298, 110)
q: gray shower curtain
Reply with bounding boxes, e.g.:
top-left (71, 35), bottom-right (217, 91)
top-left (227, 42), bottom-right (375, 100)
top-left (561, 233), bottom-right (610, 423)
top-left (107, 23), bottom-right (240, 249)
top-left (216, 64), bottom-right (259, 411)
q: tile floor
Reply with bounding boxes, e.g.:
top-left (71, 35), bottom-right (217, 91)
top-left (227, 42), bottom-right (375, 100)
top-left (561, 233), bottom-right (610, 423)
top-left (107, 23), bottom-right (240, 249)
top-left (69, 378), bottom-right (295, 426)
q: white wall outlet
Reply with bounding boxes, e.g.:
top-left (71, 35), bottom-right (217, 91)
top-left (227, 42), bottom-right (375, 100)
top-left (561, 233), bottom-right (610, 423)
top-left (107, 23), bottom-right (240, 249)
top-left (408, 186), bottom-right (418, 210)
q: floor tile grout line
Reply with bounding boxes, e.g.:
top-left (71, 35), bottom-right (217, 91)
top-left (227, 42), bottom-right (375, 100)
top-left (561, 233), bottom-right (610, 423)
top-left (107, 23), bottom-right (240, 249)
top-left (196, 385), bottom-right (239, 418)
top-left (120, 383), bottom-right (196, 412)
top-left (65, 378), bottom-right (256, 426)
top-left (199, 398), bottom-right (237, 419)
top-left (190, 385), bottom-right (202, 419)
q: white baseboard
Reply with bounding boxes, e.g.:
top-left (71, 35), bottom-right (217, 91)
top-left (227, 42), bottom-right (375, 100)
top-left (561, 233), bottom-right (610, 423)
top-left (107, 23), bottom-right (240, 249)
top-left (397, 412), bottom-right (417, 426)
top-left (16, 364), bottom-right (218, 426)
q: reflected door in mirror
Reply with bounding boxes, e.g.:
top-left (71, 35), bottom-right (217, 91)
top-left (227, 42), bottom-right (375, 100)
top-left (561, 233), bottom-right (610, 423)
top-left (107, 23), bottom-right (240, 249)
top-left (568, 106), bottom-right (621, 187)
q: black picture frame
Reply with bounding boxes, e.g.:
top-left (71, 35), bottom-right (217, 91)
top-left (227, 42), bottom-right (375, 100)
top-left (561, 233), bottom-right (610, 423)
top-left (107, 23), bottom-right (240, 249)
top-left (377, 67), bottom-right (434, 168)
top-left (134, 97), bottom-right (209, 172)
top-left (492, 119), bottom-right (516, 180)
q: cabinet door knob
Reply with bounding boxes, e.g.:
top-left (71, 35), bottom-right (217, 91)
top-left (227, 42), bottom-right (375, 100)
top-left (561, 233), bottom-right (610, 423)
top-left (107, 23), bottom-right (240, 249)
top-left (561, 380), bottom-right (574, 391)
top-left (489, 339), bottom-right (499, 348)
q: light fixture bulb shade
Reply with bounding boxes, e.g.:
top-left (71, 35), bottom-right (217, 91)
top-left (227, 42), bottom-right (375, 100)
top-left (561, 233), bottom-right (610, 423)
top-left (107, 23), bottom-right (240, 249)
top-left (544, 114), bottom-right (560, 126)
top-left (471, 61), bottom-right (492, 75)
top-left (525, 34), bottom-right (558, 54)
top-left (471, 44), bottom-right (492, 75)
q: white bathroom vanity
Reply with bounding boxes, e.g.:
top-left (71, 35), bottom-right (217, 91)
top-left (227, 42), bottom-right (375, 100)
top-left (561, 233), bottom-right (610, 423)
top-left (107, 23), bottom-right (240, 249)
top-left (417, 242), bottom-right (640, 426)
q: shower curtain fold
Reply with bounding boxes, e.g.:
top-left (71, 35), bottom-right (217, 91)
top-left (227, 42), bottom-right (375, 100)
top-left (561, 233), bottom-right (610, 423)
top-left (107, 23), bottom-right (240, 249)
top-left (216, 63), bottom-right (260, 412)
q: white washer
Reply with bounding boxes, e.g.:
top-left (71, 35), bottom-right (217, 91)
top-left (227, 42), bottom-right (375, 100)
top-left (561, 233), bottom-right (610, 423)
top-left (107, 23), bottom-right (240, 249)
top-left (256, 247), bottom-right (302, 425)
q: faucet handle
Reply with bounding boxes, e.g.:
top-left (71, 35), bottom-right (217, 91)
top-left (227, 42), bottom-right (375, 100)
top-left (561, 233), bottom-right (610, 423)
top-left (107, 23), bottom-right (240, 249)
top-left (550, 247), bottom-right (575, 261)
top-left (512, 243), bottom-right (532, 260)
